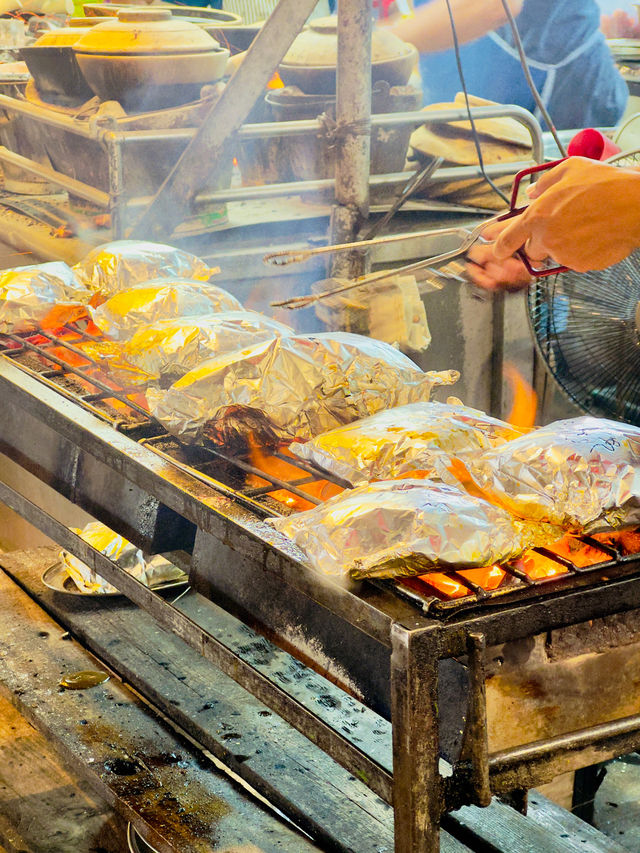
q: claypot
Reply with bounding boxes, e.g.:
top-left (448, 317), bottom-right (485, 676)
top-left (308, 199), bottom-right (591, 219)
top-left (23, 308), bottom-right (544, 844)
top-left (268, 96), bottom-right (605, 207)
top-left (21, 28), bottom-right (95, 103)
top-left (73, 8), bottom-right (229, 112)
top-left (279, 15), bottom-right (417, 94)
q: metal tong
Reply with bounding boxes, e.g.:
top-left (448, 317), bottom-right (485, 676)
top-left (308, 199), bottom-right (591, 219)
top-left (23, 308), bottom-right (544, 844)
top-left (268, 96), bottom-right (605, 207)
top-left (267, 160), bottom-right (568, 310)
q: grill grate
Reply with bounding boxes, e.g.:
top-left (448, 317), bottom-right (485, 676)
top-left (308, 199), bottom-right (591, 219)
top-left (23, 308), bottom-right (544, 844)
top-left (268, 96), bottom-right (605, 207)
top-left (2, 321), bottom-right (639, 618)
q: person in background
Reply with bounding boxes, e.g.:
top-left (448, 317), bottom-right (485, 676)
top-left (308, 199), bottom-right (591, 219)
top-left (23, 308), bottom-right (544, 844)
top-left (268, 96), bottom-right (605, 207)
top-left (466, 157), bottom-right (640, 291)
top-left (390, 0), bottom-right (628, 130)
top-left (222, 0), bottom-right (329, 24)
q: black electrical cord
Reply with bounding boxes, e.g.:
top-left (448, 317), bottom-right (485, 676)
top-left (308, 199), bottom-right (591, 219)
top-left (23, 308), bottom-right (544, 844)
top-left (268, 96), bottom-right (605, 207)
top-left (443, 0), bottom-right (510, 204)
top-left (498, 0), bottom-right (567, 157)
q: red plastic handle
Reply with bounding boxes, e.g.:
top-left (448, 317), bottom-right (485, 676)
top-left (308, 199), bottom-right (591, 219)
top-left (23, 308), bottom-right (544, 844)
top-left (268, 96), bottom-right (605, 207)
top-left (496, 158), bottom-right (569, 278)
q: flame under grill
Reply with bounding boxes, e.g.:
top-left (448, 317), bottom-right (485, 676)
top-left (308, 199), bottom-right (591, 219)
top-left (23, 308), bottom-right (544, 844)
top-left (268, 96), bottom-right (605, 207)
top-left (2, 321), bottom-right (639, 617)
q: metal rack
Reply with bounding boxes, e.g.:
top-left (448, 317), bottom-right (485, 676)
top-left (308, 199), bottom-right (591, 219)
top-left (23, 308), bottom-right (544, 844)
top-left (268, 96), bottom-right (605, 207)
top-left (2, 322), bottom-right (633, 619)
top-left (0, 99), bottom-right (543, 240)
top-left (4, 321), bottom-right (640, 851)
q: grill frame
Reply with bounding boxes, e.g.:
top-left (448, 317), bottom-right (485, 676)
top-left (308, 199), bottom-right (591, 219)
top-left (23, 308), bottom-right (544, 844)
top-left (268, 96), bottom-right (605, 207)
top-left (5, 329), bottom-right (640, 852)
top-left (2, 323), bottom-right (636, 618)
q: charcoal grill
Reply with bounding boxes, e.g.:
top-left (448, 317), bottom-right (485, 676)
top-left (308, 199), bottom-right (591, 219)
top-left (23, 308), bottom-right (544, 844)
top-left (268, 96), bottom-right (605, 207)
top-left (4, 323), bottom-right (640, 852)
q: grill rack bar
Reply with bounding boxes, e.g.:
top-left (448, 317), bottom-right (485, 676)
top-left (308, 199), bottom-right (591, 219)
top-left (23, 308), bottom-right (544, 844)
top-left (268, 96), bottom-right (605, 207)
top-left (0, 322), bottom-right (637, 618)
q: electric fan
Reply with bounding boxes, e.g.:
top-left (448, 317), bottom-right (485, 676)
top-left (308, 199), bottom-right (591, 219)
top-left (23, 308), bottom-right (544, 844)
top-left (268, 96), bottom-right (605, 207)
top-left (527, 248), bottom-right (640, 425)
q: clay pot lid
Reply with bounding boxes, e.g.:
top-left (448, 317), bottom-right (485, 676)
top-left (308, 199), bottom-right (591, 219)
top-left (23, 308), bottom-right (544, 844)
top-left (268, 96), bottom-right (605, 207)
top-left (34, 27), bottom-right (92, 47)
top-left (282, 15), bottom-right (412, 68)
top-left (73, 8), bottom-right (222, 56)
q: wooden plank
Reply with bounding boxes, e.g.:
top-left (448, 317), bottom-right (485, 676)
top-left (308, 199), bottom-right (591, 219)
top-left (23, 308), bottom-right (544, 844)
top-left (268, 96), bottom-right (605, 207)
top-left (444, 797), bottom-right (618, 853)
top-left (1, 547), bottom-right (473, 853)
top-left (527, 791), bottom-right (628, 853)
top-left (0, 695), bottom-right (127, 852)
top-left (0, 563), bottom-right (319, 853)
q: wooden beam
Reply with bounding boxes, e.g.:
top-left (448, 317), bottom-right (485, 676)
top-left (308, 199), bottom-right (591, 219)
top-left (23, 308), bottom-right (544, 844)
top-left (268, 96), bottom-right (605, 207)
top-left (129, 0), bottom-right (319, 241)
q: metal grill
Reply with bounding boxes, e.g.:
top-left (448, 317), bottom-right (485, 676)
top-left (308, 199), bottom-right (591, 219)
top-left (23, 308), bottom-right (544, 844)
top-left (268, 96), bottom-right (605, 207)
top-left (2, 320), bottom-right (640, 618)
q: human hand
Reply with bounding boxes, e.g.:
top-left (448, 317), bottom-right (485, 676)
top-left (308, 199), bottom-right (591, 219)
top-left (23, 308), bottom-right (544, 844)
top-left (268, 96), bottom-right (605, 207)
top-left (465, 220), bottom-right (533, 292)
top-left (493, 157), bottom-right (640, 272)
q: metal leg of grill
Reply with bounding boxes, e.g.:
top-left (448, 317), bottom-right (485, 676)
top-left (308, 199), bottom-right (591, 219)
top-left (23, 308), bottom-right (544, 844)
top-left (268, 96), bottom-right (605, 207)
top-left (391, 624), bottom-right (442, 853)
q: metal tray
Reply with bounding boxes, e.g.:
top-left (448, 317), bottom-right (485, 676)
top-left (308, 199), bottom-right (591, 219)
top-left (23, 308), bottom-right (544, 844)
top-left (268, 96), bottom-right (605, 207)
top-left (41, 561), bottom-right (188, 597)
top-left (127, 823), bottom-right (158, 853)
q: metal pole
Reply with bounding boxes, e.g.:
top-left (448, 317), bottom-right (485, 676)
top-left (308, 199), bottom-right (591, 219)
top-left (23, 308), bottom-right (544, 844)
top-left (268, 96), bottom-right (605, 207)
top-left (0, 146), bottom-right (110, 208)
top-left (391, 625), bottom-right (442, 853)
top-left (330, 0), bottom-right (373, 279)
top-left (123, 160), bottom-right (535, 209)
top-left (104, 131), bottom-right (126, 239)
top-left (129, 0), bottom-right (320, 241)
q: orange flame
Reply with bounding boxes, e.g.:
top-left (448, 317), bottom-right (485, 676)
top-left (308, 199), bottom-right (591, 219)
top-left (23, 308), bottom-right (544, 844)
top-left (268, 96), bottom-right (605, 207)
top-left (267, 72), bottom-right (285, 90)
top-left (504, 361), bottom-right (537, 429)
top-left (246, 437), bottom-right (344, 512)
top-left (32, 325), bottom-right (148, 416)
top-left (423, 565), bottom-right (506, 598)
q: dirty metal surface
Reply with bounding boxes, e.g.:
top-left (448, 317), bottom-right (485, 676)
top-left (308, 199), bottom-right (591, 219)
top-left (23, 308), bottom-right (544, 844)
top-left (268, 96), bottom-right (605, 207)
top-left (0, 562), bottom-right (320, 853)
top-left (0, 547), bottom-right (480, 853)
top-left (0, 692), bottom-right (127, 853)
top-left (7, 547), bottom-right (624, 853)
top-left (1, 547), bottom-right (397, 853)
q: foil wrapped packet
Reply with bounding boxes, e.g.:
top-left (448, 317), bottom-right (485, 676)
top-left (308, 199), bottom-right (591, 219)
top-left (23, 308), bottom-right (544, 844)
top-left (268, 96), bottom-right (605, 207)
top-left (73, 240), bottom-right (217, 301)
top-left (113, 310), bottom-right (293, 387)
top-left (60, 521), bottom-right (186, 595)
top-left (449, 416), bottom-right (640, 532)
top-left (90, 279), bottom-right (242, 340)
top-left (0, 262), bottom-right (91, 333)
top-left (271, 480), bottom-right (550, 580)
top-left (291, 400), bottom-right (524, 485)
top-left (147, 331), bottom-right (459, 447)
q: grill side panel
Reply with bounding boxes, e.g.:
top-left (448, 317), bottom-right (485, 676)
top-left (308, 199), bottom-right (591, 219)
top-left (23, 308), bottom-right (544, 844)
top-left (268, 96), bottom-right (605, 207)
top-left (0, 392), bottom-right (195, 553)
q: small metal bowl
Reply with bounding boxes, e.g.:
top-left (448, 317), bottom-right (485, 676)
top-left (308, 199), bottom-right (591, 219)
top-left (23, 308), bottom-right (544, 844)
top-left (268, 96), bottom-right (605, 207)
top-left (127, 823), bottom-right (158, 853)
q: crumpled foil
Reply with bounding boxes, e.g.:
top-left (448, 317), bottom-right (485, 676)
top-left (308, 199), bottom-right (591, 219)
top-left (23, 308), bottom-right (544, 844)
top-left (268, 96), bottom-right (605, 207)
top-left (73, 240), bottom-right (217, 301)
top-left (90, 279), bottom-right (242, 341)
top-left (146, 331), bottom-right (460, 447)
top-left (60, 521), bottom-right (186, 595)
top-left (0, 262), bottom-right (91, 333)
top-left (112, 310), bottom-right (293, 387)
top-left (290, 399), bottom-right (524, 485)
top-left (449, 415), bottom-right (640, 532)
top-left (270, 480), bottom-right (552, 580)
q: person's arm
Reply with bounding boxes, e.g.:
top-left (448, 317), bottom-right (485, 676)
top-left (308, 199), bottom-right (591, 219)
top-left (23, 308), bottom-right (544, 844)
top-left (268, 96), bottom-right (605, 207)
top-left (390, 0), bottom-right (523, 54)
top-left (493, 157), bottom-right (640, 272)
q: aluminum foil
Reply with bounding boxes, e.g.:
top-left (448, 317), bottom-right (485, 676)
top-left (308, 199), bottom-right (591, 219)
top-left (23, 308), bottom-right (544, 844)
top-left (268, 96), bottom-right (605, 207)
top-left (290, 400), bottom-right (524, 485)
top-left (270, 480), bottom-right (551, 580)
top-left (146, 331), bottom-right (460, 447)
top-left (0, 262), bottom-right (91, 334)
top-left (450, 416), bottom-right (640, 532)
top-left (90, 279), bottom-right (242, 341)
top-left (112, 310), bottom-right (293, 387)
top-left (73, 240), bottom-right (217, 301)
top-left (60, 521), bottom-right (186, 595)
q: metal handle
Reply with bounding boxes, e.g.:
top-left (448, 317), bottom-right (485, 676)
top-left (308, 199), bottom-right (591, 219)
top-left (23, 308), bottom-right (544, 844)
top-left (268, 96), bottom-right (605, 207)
top-left (497, 158), bottom-right (569, 278)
